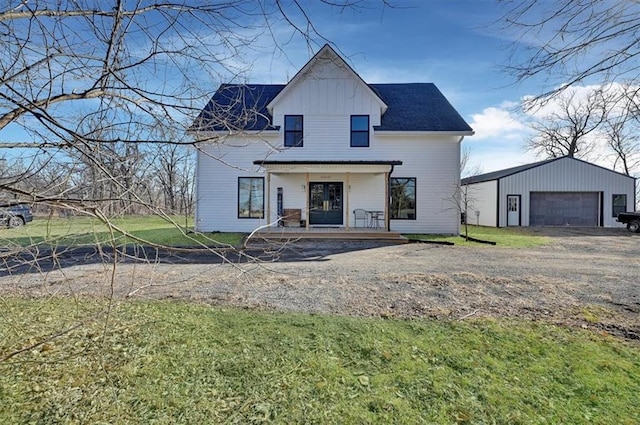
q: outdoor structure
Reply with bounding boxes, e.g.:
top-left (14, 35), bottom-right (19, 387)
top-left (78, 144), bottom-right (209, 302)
top-left (461, 156), bottom-right (637, 228)
top-left (190, 45), bottom-right (473, 234)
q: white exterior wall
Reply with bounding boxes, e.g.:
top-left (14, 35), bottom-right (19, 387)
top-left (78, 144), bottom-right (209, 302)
top-left (195, 137), bottom-right (275, 232)
top-left (464, 180), bottom-right (497, 227)
top-left (195, 53), bottom-right (464, 234)
top-left (382, 135), bottom-right (461, 234)
top-left (195, 132), bottom-right (462, 233)
top-left (493, 158), bottom-right (636, 227)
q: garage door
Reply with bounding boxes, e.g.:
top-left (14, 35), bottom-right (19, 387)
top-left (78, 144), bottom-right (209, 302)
top-left (529, 192), bottom-right (600, 226)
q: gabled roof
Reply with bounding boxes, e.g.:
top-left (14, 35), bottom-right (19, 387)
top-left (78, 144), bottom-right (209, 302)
top-left (461, 156), bottom-right (635, 185)
top-left (193, 83), bottom-right (473, 133)
top-left (266, 44), bottom-right (387, 115)
top-left (191, 44), bottom-right (473, 134)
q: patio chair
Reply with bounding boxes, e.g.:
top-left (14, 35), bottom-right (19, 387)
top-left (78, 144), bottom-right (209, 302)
top-left (353, 209), bottom-right (368, 228)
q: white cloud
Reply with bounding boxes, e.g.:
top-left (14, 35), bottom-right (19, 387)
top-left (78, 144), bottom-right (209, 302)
top-left (468, 104), bottom-right (528, 141)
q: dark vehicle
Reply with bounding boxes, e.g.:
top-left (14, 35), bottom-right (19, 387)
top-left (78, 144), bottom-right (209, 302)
top-left (617, 211), bottom-right (640, 233)
top-left (0, 204), bottom-right (33, 228)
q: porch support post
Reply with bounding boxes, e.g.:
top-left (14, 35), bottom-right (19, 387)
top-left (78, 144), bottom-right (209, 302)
top-left (305, 172), bottom-right (310, 230)
top-left (384, 171), bottom-right (390, 231)
top-left (266, 171), bottom-right (271, 226)
top-left (345, 172), bottom-right (351, 230)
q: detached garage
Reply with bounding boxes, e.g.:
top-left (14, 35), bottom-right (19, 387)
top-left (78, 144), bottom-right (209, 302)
top-left (461, 156), bottom-right (636, 228)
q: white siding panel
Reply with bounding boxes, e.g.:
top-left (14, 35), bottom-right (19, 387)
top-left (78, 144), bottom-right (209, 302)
top-left (379, 135), bottom-right (461, 234)
top-left (196, 133), bottom-right (463, 233)
top-left (195, 138), bottom-right (275, 232)
top-left (463, 181), bottom-right (497, 227)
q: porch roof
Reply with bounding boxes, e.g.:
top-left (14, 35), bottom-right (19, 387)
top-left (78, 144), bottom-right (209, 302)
top-left (253, 160), bottom-right (402, 174)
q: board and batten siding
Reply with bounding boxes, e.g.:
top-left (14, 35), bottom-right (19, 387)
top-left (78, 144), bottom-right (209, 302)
top-left (271, 54), bottom-right (383, 127)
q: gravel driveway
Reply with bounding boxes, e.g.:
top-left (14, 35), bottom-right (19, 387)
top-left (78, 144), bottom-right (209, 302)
top-left (2, 227), bottom-right (639, 340)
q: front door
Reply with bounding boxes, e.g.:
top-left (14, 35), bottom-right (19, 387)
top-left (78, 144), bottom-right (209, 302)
top-left (507, 195), bottom-right (520, 226)
top-left (309, 182), bottom-right (343, 225)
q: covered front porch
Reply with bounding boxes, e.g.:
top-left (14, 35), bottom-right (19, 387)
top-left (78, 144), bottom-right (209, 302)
top-left (254, 160), bottom-right (402, 233)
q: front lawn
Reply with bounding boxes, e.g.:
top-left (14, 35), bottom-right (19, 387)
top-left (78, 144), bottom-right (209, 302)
top-left (407, 225), bottom-right (550, 247)
top-left (0, 215), bottom-right (245, 248)
top-left (1, 298), bottom-right (638, 424)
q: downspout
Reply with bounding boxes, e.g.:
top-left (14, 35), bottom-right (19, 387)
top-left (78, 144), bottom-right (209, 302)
top-left (458, 136), bottom-right (465, 233)
top-left (387, 163), bottom-right (395, 232)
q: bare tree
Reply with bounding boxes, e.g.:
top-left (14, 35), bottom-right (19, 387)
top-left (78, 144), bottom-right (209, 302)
top-left (0, 0), bottom-right (393, 364)
top-left (524, 89), bottom-right (607, 159)
top-left (601, 86), bottom-right (640, 176)
top-left (499, 0), bottom-right (640, 97)
top-left (1, 1), bottom-right (390, 204)
top-left (460, 145), bottom-right (483, 178)
top-left (149, 142), bottom-right (195, 214)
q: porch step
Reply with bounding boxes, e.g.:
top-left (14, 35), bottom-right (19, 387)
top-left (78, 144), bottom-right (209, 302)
top-left (252, 230), bottom-right (408, 244)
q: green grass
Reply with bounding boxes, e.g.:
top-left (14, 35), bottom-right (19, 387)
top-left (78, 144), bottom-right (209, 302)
top-left (0, 215), bottom-right (245, 248)
top-left (406, 225), bottom-right (550, 247)
top-left (1, 298), bottom-right (638, 424)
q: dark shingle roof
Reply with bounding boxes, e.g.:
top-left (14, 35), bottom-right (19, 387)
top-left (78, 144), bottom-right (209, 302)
top-left (370, 83), bottom-right (472, 132)
top-left (192, 83), bottom-right (472, 133)
top-left (191, 84), bottom-right (285, 132)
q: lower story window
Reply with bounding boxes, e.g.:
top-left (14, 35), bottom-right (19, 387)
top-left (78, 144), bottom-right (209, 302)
top-left (390, 177), bottom-right (416, 220)
top-left (612, 194), bottom-right (627, 217)
top-left (238, 177), bottom-right (264, 218)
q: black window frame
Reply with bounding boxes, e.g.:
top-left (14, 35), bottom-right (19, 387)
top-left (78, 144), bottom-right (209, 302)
top-left (237, 177), bottom-right (265, 219)
top-left (350, 115), bottom-right (370, 147)
top-left (284, 115), bottom-right (304, 147)
top-left (612, 194), bottom-right (627, 217)
top-left (389, 177), bottom-right (417, 220)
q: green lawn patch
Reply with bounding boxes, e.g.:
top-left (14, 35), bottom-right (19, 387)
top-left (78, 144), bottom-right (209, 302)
top-left (0, 215), bottom-right (245, 248)
top-left (1, 298), bottom-right (638, 424)
top-left (406, 225), bottom-right (550, 247)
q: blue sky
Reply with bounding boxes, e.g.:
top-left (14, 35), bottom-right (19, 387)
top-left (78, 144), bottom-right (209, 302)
top-left (240, 0), bottom-right (548, 174)
top-left (4, 1), bottom-right (558, 174)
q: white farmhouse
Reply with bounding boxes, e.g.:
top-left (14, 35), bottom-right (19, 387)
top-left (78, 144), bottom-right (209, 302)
top-left (461, 156), bottom-right (637, 228)
top-left (190, 45), bottom-right (473, 235)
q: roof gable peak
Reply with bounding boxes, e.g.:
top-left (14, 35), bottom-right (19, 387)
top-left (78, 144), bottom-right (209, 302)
top-left (266, 44), bottom-right (387, 113)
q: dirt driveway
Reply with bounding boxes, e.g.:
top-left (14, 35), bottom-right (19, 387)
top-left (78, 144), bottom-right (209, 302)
top-left (2, 227), bottom-right (639, 341)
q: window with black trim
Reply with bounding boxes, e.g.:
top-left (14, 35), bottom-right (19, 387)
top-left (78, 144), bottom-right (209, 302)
top-left (390, 177), bottom-right (416, 219)
top-left (238, 177), bottom-right (264, 218)
top-left (612, 194), bottom-right (627, 217)
top-left (284, 115), bottom-right (303, 147)
top-left (350, 115), bottom-right (369, 147)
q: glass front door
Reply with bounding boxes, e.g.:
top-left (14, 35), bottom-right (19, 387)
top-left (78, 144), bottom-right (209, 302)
top-left (309, 182), bottom-right (343, 225)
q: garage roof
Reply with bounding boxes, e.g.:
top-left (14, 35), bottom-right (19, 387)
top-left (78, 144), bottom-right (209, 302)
top-left (461, 156), bottom-right (635, 185)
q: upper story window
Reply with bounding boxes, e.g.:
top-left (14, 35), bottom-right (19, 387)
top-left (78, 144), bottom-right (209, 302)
top-left (284, 115), bottom-right (303, 147)
top-left (350, 115), bottom-right (370, 147)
